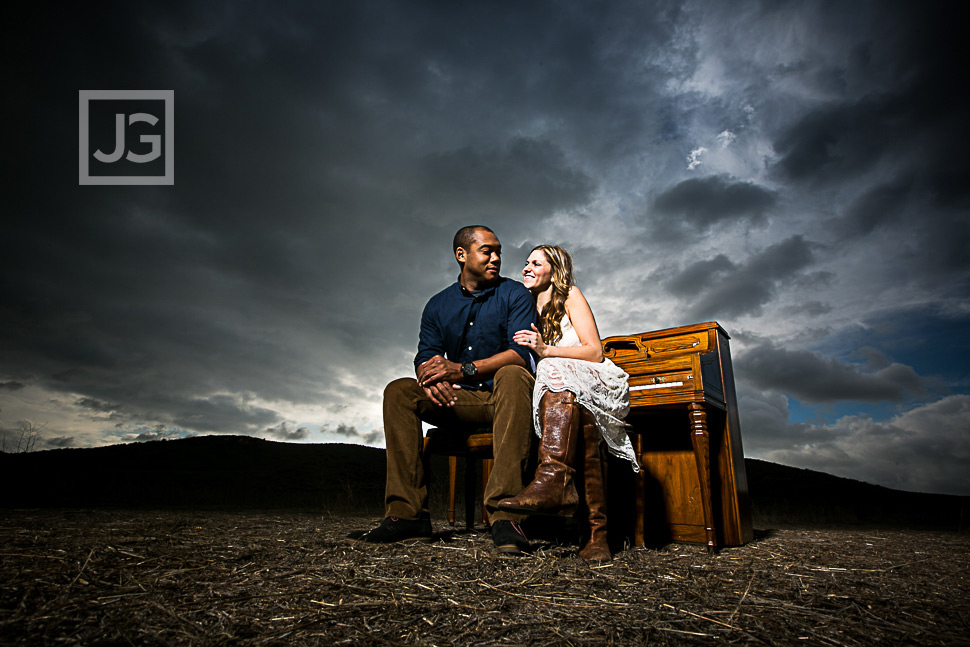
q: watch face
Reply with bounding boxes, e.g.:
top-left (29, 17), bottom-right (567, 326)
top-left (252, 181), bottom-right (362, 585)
top-left (462, 362), bottom-right (476, 376)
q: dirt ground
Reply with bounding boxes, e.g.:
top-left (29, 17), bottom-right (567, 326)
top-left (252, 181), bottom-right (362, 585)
top-left (1, 510), bottom-right (968, 646)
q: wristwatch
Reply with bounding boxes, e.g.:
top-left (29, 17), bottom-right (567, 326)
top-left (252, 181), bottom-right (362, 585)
top-left (460, 361), bottom-right (478, 377)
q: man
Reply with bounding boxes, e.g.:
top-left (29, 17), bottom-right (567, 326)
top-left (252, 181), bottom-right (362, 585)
top-left (350, 225), bottom-right (537, 554)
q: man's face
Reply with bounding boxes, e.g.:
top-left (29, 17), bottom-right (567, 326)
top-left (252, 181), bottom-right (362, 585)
top-left (458, 229), bottom-right (502, 284)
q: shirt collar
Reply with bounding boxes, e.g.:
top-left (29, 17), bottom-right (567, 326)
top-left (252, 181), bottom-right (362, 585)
top-left (457, 276), bottom-right (500, 298)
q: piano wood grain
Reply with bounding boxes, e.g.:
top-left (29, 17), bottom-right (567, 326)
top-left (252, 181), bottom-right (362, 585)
top-left (603, 321), bottom-right (753, 549)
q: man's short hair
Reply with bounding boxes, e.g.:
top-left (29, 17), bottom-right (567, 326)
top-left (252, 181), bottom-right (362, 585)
top-left (453, 225), bottom-right (495, 254)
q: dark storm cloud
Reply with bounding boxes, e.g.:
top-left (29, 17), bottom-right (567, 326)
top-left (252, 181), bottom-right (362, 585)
top-left (773, 96), bottom-right (902, 185)
top-left (828, 174), bottom-right (970, 292)
top-left (331, 424), bottom-right (359, 437)
top-left (411, 138), bottom-right (596, 226)
top-left (743, 393), bottom-right (970, 496)
top-left (739, 341), bottom-right (930, 404)
top-left (652, 175), bottom-right (776, 234)
top-left (266, 423), bottom-right (311, 442)
top-left (664, 236), bottom-right (818, 320)
top-left (75, 398), bottom-right (122, 413)
top-left (770, 1), bottom-right (970, 207)
top-left (168, 395), bottom-right (281, 435)
top-left (780, 301), bottom-right (832, 318)
top-left (2, 0), bottom-right (968, 495)
top-left (324, 423), bottom-right (383, 445)
top-left (902, 213), bottom-right (970, 285)
top-left (834, 175), bottom-right (914, 238)
top-left (46, 436), bottom-right (77, 449)
top-left (3, 0), bottom-right (640, 443)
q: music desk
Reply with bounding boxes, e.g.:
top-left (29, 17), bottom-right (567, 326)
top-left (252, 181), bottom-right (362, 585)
top-left (603, 322), bottom-right (753, 551)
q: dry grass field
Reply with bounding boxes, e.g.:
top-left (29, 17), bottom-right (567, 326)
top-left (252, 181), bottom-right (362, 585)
top-left (2, 509), bottom-right (968, 646)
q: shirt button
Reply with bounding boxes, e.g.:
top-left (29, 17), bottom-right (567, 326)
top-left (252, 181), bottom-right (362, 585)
top-left (467, 346), bottom-right (473, 351)
top-left (469, 321), bottom-right (474, 326)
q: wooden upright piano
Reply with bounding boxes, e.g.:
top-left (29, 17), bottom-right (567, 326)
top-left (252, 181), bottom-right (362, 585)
top-left (602, 321), bottom-right (752, 551)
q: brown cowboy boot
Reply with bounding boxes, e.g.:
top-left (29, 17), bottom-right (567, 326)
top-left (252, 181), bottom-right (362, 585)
top-left (577, 409), bottom-right (610, 562)
top-left (498, 390), bottom-right (580, 515)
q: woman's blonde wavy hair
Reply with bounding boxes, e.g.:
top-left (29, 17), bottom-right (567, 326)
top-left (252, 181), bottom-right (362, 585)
top-left (532, 245), bottom-right (574, 345)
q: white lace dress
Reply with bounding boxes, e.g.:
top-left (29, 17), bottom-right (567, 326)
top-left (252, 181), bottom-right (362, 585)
top-left (533, 315), bottom-right (638, 471)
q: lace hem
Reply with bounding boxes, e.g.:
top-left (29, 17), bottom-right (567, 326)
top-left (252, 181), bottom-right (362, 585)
top-left (533, 357), bottom-right (639, 472)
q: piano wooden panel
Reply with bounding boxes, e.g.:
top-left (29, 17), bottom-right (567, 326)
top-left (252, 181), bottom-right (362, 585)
top-left (603, 321), bottom-right (753, 550)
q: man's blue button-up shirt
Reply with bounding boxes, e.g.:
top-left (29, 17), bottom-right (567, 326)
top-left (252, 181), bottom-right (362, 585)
top-left (415, 276), bottom-right (537, 391)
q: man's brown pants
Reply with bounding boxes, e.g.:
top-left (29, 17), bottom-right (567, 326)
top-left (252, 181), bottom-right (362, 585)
top-left (383, 365), bottom-right (535, 524)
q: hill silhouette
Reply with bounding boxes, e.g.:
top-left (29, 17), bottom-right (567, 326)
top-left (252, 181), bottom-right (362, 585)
top-left (1, 435), bottom-right (966, 531)
top-left (0, 436), bottom-right (388, 513)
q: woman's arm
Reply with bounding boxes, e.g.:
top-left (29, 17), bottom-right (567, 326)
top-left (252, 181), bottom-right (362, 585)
top-left (532, 286), bottom-right (604, 363)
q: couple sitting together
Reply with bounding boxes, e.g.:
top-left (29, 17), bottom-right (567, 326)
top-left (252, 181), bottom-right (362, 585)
top-left (350, 225), bottom-right (636, 561)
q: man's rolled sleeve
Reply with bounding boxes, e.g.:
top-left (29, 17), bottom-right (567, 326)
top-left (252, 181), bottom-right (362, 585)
top-left (414, 303), bottom-right (444, 369)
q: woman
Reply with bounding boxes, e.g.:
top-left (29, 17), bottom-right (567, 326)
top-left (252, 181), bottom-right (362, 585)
top-left (498, 245), bottom-right (636, 561)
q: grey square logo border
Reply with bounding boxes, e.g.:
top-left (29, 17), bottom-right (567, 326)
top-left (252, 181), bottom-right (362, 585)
top-left (79, 90), bottom-right (175, 185)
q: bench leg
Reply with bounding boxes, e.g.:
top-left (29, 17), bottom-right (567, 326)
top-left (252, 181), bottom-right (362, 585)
top-left (481, 458), bottom-right (493, 528)
top-left (448, 456), bottom-right (458, 526)
top-left (463, 456), bottom-right (477, 530)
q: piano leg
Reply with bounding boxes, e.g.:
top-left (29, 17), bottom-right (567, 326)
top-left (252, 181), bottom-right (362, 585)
top-left (688, 402), bottom-right (717, 553)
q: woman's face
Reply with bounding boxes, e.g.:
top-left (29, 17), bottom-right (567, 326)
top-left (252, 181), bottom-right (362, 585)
top-left (522, 250), bottom-right (553, 292)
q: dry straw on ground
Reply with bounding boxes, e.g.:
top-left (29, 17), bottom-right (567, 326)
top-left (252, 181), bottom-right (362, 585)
top-left (1, 509), bottom-right (968, 645)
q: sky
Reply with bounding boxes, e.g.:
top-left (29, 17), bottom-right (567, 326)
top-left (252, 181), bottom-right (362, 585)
top-left (2, 0), bottom-right (968, 496)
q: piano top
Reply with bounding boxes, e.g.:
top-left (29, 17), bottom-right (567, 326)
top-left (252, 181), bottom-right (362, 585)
top-left (600, 321), bottom-right (731, 409)
top-left (604, 321), bottom-right (728, 343)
